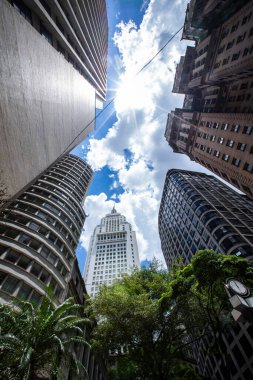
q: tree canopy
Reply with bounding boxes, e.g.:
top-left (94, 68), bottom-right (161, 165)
top-left (88, 260), bottom-right (201, 380)
top-left (88, 250), bottom-right (253, 380)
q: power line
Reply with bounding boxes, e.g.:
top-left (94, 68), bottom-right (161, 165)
top-left (62, 25), bottom-right (183, 156)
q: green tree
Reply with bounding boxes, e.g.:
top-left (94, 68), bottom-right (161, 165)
top-left (171, 250), bottom-right (253, 334)
top-left (0, 294), bottom-right (90, 379)
top-left (88, 261), bottom-right (202, 380)
top-left (171, 250), bottom-right (253, 376)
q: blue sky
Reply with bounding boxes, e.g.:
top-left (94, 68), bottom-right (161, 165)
top-left (72, 0), bottom-right (150, 272)
top-left (72, 0), bottom-right (211, 274)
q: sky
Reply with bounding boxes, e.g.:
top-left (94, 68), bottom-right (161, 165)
top-left (71, 0), bottom-right (213, 273)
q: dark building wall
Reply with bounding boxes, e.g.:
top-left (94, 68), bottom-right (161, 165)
top-left (158, 169), bottom-right (253, 379)
top-left (159, 170), bottom-right (253, 268)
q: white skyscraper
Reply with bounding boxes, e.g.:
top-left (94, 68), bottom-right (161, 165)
top-left (84, 207), bottom-right (140, 297)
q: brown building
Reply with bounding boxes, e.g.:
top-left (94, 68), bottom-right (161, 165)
top-left (166, 0), bottom-right (253, 198)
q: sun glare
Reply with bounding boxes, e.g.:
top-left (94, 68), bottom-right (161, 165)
top-left (115, 75), bottom-right (147, 112)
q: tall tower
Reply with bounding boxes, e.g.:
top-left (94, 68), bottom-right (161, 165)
top-left (0, 154), bottom-right (92, 305)
top-left (166, 0), bottom-right (253, 199)
top-left (84, 207), bottom-right (140, 297)
top-left (0, 0), bottom-right (108, 203)
top-left (159, 169), bottom-right (253, 269)
top-left (158, 169), bottom-right (253, 379)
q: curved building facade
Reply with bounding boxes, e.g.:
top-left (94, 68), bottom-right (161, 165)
top-left (159, 169), bottom-right (253, 269)
top-left (0, 154), bottom-right (93, 304)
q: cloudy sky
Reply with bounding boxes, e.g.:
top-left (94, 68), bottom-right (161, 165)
top-left (72, 0), bottom-right (210, 272)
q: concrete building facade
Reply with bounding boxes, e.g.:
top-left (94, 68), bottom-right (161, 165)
top-left (84, 207), bottom-right (140, 297)
top-left (166, 0), bottom-right (253, 198)
top-left (0, 0), bottom-right (108, 204)
top-left (0, 152), bottom-right (108, 379)
top-left (0, 153), bottom-right (93, 304)
top-left (158, 169), bottom-right (253, 379)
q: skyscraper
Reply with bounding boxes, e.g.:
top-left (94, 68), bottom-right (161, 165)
top-left (84, 207), bottom-right (140, 297)
top-left (158, 169), bottom-right (253, 379)
top-left (165, 0), bottom-right (253, 198)
top-left (0, 153), bottom-right (93, 305)
top-left (159, 169), bottom-right (253, 270)
top-left (0, 0), bottom-right (108, 203)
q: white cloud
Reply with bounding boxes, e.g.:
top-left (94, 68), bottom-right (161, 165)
top-left (81, 0), bottom-right (208, 266)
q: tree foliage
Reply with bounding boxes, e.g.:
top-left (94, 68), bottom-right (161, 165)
top-left (171, 250), bottom-right (253, 336)
top-left (88, 260), bottom-right (202, 380)
top-left (170, 250), bottom-right (253, 374)
top-left (0, 294), bottom-right (90, 379)
top-left (89, 251), bottom-right (253, 379)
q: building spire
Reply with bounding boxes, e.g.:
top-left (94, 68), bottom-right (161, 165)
top-left (111, 203), bottom-right (117, 213)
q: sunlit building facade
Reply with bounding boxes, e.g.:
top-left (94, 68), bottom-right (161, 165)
top-left (166, 0), bottom-right (253, 198)
top-left (84, 207), bottom-right (140, 297)
top-left (0, 0), bottom-right (108, 204)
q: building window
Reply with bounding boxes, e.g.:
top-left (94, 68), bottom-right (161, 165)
top-left (40, 22), bottom-right (53, 45)
top-left (236, 33), bottom-right (246, 44)
top-left (222, 57), bottom-right (230, 65)
top-left (213, 150), bottom-right (220, 157)
top-left (39, 0), bottom-right (51, 16)
top-left (5, 250), bottom-right (19, 263)
top-left (242, 12), bottom-right (252, 25)
top-left (226, 139), bottom-right (234, 148)
top-left (221, 123), bottom-right (229, 131)
top-left (218, 137), bottom-right (224, 144)
top-left (250, 146), bottom-right (253, 154)
top-left (231, 158), bottom-right (241, 167)
top-left (243, 46), bottom-right (253, 57)
top-left (222, 154), bottom-right (229, 162)
top-left (231, 52), bottom-right (240, 61)
top-left (12, 0), bottom-right (32, 24)
top-left (1, 275), bottom-right (19, 295)
top-left (18, 255), bottom-right (30, 270)
top-left (237, 142), bottom-right (247, 151)
top-left (56, 17), bottom-right (64, 34)
top-left (231, 124), bottom-right (240, 133)
top-left (226, 40), bottom-right (234, 50)
top-left (243, 163), bottom-right (253, 173)
top-left (242, 126), bottom-right (253, 135)
top-left (231, 23), bottom-right (239, 33)
top-left (19, 234), bottom-right (31, 245)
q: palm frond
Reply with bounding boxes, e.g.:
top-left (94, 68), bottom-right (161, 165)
top-left (63, 336), bottom-right (90, 348)
top-left (19, 346), bottom-right (33, 371)
top-left (68, 354), bottom-right (89, 380)
top-left (0, 333), bottom-right (21, 349)
top-left (56, 315), bottom-right (90, 329)
top-left (50, 335), bottom-right (65, 353)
